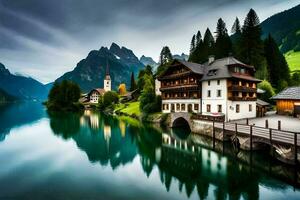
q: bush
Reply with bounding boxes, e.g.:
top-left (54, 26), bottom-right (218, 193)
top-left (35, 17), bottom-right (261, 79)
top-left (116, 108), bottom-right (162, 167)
top-left (258, 80), bottom-right (275, 102)
top-left (99, 91), bottom-right (119, 110)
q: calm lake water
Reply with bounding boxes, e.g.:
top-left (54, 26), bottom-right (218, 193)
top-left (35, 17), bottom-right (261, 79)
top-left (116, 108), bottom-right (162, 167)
top-left (0, 102), bottom-right (300, 200)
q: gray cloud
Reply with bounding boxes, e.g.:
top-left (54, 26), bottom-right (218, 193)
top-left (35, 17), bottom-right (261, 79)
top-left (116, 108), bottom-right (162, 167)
top-left (0, 0), bottom-right (298, 83)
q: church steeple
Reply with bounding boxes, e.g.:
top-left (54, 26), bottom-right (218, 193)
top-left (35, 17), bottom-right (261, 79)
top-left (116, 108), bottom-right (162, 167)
top-left (104, 60), bottom-right (111, 91)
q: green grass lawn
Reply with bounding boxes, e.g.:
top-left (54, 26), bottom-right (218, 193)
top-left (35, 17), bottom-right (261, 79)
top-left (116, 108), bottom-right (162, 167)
top-left (116, 101), bottom-right (140, 116)
top-left (285, 50), bottom-right (300, 72)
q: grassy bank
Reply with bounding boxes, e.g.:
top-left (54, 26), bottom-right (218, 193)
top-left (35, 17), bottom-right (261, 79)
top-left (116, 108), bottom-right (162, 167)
top-left (285, 50), bottom-right (300, 72)
top-left (115, 101), bottom-right (141, 118)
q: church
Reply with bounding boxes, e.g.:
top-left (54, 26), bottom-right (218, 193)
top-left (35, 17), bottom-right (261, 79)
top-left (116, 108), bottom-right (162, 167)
top-left (87, 63), bottom-right (111, 103)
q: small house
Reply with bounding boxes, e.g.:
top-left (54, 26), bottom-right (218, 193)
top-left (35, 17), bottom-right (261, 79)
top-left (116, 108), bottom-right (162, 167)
top-left (271, 87), bottom-right (300, 116)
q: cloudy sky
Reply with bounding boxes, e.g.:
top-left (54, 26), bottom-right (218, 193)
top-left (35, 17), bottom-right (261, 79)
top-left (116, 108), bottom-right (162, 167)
top-left (0, 0), bottom-right (299, 83)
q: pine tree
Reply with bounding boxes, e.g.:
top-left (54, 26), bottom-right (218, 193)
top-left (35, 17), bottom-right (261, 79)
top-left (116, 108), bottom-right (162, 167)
top-left (190, 35), bottom-right (196, 54)
top-left (238, 9), bottom-right (267, 79)
top-left (203, 28), bottom-right (214, 48)
top-left (159, 46), bottom-right (173, 66)
top-left (130, 71), bottom-right (137, 91)
top-left (215, 18), bottom-right (232, 58)
top-left (264, 34), bottom-right (290, 90)
top-left (231, 17), bottom-right (241, 34)
top-left (196, 31), bottom-right (202, 47)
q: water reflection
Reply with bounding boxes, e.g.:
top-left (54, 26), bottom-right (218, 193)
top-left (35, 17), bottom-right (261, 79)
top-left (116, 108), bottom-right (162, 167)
top-left (0, 102), bottom-right (45, 141)
top-left (47, 110), bottom-right (300, 200)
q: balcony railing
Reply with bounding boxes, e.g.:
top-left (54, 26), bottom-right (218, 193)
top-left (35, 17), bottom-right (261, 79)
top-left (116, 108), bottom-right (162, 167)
top-left (158, 71), bottom-right (192, 80)
top-left (160, 85), bottom-right (200, 92)
top-left (228, 85), bottom-right (256, 93)
top-left (228, 96), bottom-right (257, 101)
top-left (162, 96), bottom-right (200, 100)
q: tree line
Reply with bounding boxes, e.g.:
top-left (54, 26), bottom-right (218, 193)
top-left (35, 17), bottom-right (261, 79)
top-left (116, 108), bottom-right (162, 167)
top-left (157, 9), bottom-right (300, 95)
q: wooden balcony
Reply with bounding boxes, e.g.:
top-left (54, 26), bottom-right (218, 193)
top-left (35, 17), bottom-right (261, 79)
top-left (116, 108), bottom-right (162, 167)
top-left (158, 71), bottom-right (193, 80)
top-left (228, 96), bottom-right (257, 101)
top-left (228, 85), bottom-right (256, 93)
top-left (160, 85), bottom-right (200, 92)
top-left (162, 96), bottom-right (200, 100)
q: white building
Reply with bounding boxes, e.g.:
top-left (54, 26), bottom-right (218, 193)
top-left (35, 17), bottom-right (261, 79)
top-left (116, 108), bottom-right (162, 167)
top-left (157, 56), bottom-right (261, 122)
top-left (87, 62), bottom-right (111, 103)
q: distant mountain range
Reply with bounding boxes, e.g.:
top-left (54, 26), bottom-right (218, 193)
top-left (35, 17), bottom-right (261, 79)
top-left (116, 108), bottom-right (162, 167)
top-left (0, 63), bottom-right (48, 101)
top-left (56, 43), bottom-right (145, 92)
top-left (139, 53), bottom-right (189, 71)
top-left (261, 4), bottom-right (300, 53)
top-left (140, 55), bottom-right (158, 69)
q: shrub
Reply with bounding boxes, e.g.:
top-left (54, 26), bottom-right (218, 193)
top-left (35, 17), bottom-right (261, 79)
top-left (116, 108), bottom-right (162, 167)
top-left (258, 80), bottom-right (275, 102)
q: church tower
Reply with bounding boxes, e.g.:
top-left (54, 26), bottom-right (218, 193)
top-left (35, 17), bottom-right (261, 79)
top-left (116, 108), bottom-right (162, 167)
top-left (104, 60), bottom-right (111, 92)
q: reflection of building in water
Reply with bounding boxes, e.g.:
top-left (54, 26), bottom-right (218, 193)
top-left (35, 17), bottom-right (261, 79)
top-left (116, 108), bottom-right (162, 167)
top-left (89, 114), bottom-right (99, 129)
top-left (104, 124), bottom-right (111, 150)
top-left (80, 110), bottom-right (100, 129)
top-left (161, 133), bottom-right (227, 177)
top-left (119, 120), bottom-right (126, 137)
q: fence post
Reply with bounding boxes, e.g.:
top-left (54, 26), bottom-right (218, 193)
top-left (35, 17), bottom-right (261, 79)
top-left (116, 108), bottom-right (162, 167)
top-left (278, 120), bottom-right (281, 130)
top-left (246, 118), bottom-right (249, 125)
top-left (250, 125), bottom-right (253, 151)
top-left (265, 120), bottom-right (268, 128)
top-left (269, 129), bottom-right (272, 144)
top-left (235, 123), bottom-right (237, 135)
top-left (213, 119), bottom-right (215, 149)
top-left (294, 133), bottom-right (297, 165)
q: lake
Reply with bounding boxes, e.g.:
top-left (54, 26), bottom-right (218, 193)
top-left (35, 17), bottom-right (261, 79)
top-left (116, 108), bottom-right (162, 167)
top-left (0, 102), bottom-right (299, 200)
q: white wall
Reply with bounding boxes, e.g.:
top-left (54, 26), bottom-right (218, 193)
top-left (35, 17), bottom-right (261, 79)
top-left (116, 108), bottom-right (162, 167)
top-left (90, 91), bottom-right (99, 103)
top-left (201, 79), bottom-right (227, 114)
top-left (104, 79), bottom-right (111, 91)
top-left (162, 99), bottom-right (201, 113)
top-left (227, 101), bottom-right (256, 121)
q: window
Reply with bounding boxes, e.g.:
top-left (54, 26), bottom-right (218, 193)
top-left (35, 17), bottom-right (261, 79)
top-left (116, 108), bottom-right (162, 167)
top-left (217, 80), bottom-right (220, 85)
top-left (181, 104), bottom-right (185, 111)
top-left (236, 104), bottom-right (240, 113)
top-left (207, 104), bottom-right (211, 112)
top-left (194, 104), bottom-right (199, 110)
top-left (207, 90), bottom-right (211, 97)
top-left (217, 90), bottom-right (222, 97)
top-left (249, 104), bottom-right (252, 112)
top-left (176, 104), bottom-right (180, 110)
top-left (208, 80), bottom-right (210, 86)
top-left (218, 105), bottom-right (222, 113)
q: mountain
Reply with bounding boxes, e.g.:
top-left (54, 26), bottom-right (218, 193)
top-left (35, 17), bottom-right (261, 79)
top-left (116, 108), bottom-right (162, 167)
top-left (173, 53), bottom-right (189, 61)
top-left (140, 55), bottom-right (158, 69)
top-left (261, 4), bottom-right (300, 53)
top-left (0, 88), bottom-right (17, 103)
top-left (0, 63), bottom-right (48, 100)
top-left (56, 43), bottom-right (145, 92)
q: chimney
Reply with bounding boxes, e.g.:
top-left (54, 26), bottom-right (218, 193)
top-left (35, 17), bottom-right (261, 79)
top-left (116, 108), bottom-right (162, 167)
top-left (208, 55), bottom-right (215, 64)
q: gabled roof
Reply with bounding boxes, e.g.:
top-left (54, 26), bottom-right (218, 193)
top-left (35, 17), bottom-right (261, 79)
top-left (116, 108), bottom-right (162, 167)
top-left (201, 56), bottom-right (259, 82)
top-left (271, 87), bottom-right (300, 100)
top-left (176, 60), bottom-right (205, 74)
top-left (158, 59), bottom-right (204, 78)
top-left (88, 88), bottom-right (105, 96)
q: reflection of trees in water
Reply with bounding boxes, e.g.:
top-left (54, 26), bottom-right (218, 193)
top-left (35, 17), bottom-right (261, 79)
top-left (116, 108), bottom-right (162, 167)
top-left (48, 111), bottom-right (137, 170)
top-left (48, 112), bottom-right (298, 199)
top-left (137, 132), bottom-right (297, 200)
top-left (0, 102), bottom-right (45, 142)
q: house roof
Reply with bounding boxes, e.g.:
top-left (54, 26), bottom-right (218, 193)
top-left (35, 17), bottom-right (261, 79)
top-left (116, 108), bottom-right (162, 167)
top-left (176, 60), bottom-right (205, 74)
top-left (88, 88), bottom-right (105, 96)
top-left (201, 56), bottom-right (260, 82)
top-left (271, 87), bottom-right (300, 100)
top-left (257, 99), bottom-right (270, 106)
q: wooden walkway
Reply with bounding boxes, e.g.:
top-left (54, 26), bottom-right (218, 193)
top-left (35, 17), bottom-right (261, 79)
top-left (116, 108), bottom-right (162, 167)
top-left (213, 121), bottom-right (300, 164)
